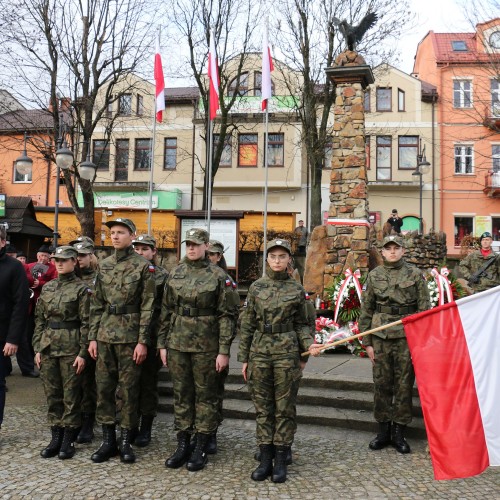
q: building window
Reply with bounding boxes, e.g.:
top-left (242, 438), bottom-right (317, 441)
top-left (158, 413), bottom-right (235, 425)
top-left (398, 89), bottom-right (405, 111)
top-left (266, 133), bottom-right (284, 167)
top-left (454, 216), bottom-right (473, 246)
top-left (364, 91), bottom-right (370, 112)
top-left (452, 40), bottom-right (467, 51)
top-left (376, 136), bottom-right (392, 180)
top-left (118, 94), bottom-right (132, 115)
top-left (493, 145), bottom-right (500, 173)
top-left (376, 87), bottom-right (391, 111)
top-left (93, 140), bottom-right (110, 170)
top-left (492, 217), bottom-right (500, 241)
top-left (105, 100), bottom-right (113, 118)
top-left (164, 138), bottom-right (177, 170)
top-left (214, 134), bottom-right (232, 167)
top-left (366, 136), bottom-right (371, 169)
top-left (136, 95), bottom-right (144, 116)
top-left (454, 145), bottom-right (473, 174)
top-left (13, 162), bottom-right (32, 183)
top-left (228, 72), bottom-right (249, 97)
top-left (323, 136), bottom-right (333, 169)
top-left (453, 80), bottom-right (472, 108)
top-left (492, 79), bottom-right (500, 116)
top-left (115, 139), bottom-right (129, 181)
top-left (134, 139), bottom-right (151, 170)
top-left (254, 71), bottom-right (274, 98)
top-left (398, 136), bottom-right (418, 170)
top-left (238, 134), bottom-right (258, 167)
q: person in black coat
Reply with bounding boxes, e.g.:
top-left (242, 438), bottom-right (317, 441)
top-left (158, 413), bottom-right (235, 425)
top-left (387, 209), bottom-right (403, 234)
top-left (0, 225), bottom-right (30, 430)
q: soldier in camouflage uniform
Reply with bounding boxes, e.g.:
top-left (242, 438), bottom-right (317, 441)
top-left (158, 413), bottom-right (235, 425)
top-left (131, 234), bottom-right (168, 447)
top-left (88, 218), bottom-right (155, 464)
top-left (158, 228), bottom-right (232, 472)
top-left (238, 239), bottom-right (317, 483)
top-left (358, 235), bottom-right (430, 454)
top-left (458, 231), bottom-right (500, 293)
top-left (33, 246), bottom-right (90, 460)
top-left (206, 240), bottom-right (240, 454)
top-left (72, 238), bottom-right (98, 444)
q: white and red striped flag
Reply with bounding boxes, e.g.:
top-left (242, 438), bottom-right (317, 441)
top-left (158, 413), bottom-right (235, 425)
top-left (261, 23), bottom-right (274, 111)
top-left (154, 36), bottom-right (165, 123)
top-left (208, 31), bottom-right (220, 121)
top-left (402, 286), bottom-right (500, 480)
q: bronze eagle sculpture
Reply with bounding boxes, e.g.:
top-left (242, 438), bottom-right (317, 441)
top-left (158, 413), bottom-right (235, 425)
top-left (333, 12), bottom-right (378, 51)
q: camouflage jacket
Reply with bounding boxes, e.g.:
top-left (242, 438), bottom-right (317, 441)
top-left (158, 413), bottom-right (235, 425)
top-left (237, 268), bottom-right (314, 363)
top-left (458, 250), bottom-right (500, 293)
top-left (157, 257), bottom-right (233, 354)
top-left (80, 267), bottom-right (97, 288)
top-left (358, 259), bottom-right (430, 346)
top-left (149, 264), bottom-right (168, 342)
top-left (89, 246), bottom-right (156, 345)
top-left (33, 271), bottom-right (90, 358)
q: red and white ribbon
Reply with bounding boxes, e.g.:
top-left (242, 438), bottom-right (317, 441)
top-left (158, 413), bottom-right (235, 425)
top-left (333, 268), bottom-right (362, 324)
top-left (431, 267), bottom-right (454, 306)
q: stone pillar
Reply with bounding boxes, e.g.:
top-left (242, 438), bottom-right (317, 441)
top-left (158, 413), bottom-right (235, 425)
top-left (303, 51), bottom-right (374, 297)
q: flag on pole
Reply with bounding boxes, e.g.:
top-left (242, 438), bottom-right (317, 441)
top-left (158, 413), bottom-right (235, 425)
top-left (402, 286), bottom-right (500, 480)
top-left (154, 36), bottom-right (165, 123)
top-left (208, 31), bottom-right (220, 121)
top-left (261, 23), bottom-right (274, 111)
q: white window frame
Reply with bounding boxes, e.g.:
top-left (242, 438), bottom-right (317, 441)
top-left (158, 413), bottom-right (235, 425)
top-left (454, 144), bottom-right (474, 174)
top-left (493, 144), bottom-right (500, 173)
top-left (13, 162), bottom-right (32, 183)
top-left (491, 79), bottom-right (500, 117)
top-left (453, 79), bottom-right (473, 108)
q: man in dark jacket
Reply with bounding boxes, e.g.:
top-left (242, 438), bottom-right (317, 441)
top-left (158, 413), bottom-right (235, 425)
top-left (0, 224), bottom-right (30, 430)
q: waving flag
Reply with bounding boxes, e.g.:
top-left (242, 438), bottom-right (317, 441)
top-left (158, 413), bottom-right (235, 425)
top-left (208, 31), bottom-right (220, 120)
top-left (261, 23), bottom-right (274, 111)
top-left (154, 36), bottom-right (165, 123)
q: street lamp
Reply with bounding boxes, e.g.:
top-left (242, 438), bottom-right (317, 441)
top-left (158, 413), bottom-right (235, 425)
top-left (412, 142), bottom-right (431, 235)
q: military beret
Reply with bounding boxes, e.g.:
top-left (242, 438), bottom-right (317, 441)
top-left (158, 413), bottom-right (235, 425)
top-left (208, 240), bottom-right (224, 254)
top-left (267, 238), bottom-right (291, 254)
top-left (73, 241), bottom-right (94, 254)
top-left (53, 245), bottom-right (78, 259)
top-left (381, 235), bottom-right (405, 248)
top-left (69, 235), bottom-right (95, 246)
top-left (479, 232), bottom-right (492, 242)
top-left (133, 234), bottom-right (157, 248)
top-left (105, 217), bottom-right (136, 234)
top-left (182, 228), bottom-right (209, 245)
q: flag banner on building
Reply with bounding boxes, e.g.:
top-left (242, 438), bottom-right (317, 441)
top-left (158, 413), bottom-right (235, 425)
top-left (208, 31), bottom-right (220, 120)
top-left (261, 23), bottom-right (274, 111)
top-left (154, 36), bottom-right (165, 123)
top-left (402, 286), bottom-right (500, 480)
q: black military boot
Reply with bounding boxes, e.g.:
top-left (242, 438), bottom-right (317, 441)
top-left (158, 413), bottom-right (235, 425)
top-left (186, 432), bottom-right (210, 471)
top-left (255, 445), bottom-right (292, 465)
top-left (165, 431), bottom-right (191, 468)
top-left (251, 444), bottom-right (274, 481)
top-left (40, 426), bottom-right (63, 458)
top-left (369, 422), bottom-right (392, 450)
top-left (272, 445), bottom-right (290, 483)
top-left (392, 423), bottom-right (411, 454)
top-left (76, 413), bottom-right (95, 444)
top-left (119, 428), bottom-right (136, 463)
top-left (91, 424), bottom-right (119, 463)
top-left (134, 415), bottom-right (155, 448)
top-left (206, 429), bottom-right (217, 455)
top-left (58, 427), bottom-right (76, 460)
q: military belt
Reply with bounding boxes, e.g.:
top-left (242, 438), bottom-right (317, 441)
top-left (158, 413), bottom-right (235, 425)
top-left (174, 306), bottom-right (216, 317)
top-left (375, 303), bottom-right (417, 315)
top-left (48, 321), bottom-right (81, 329)
top-left (259, 322), bottom-right (294, 334)
top-left (108, 304), bottom-right (140, 314)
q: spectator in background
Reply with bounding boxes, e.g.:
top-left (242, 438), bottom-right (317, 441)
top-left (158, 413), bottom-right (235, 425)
top-left (16, 251), bottom-right (27, 264)
top-left (294, 220), bottom-right (308, 254)
top-left (386, 209), bottom-right (403, 235)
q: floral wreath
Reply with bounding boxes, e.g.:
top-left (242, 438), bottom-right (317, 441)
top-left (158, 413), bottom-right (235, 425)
top-left (425, 267), bottom-right (467, 308)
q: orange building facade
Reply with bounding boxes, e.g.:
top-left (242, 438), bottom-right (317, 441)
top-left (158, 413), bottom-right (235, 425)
top-left (413, 19), bottom-right (500, 256)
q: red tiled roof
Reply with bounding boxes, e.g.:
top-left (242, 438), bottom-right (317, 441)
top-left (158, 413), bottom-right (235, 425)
top-left (431, 32), bottom-right (496, 64)
top-left (165, 87), bottom-right (199, 102)
top-left (0, 109), bottom-right (54, 133)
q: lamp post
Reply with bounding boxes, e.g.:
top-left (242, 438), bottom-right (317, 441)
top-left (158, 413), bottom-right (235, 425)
top-left (412, 142), bottom-right (431, 235)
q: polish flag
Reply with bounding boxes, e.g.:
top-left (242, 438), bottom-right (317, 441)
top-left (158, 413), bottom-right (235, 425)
top-left (402, 286), bottom-right (500, 480)
top-left (208, 31), bottom-right (220, 121)
top-left (154, 36), bottom-right (165, 123)
top-left (261, 24), bottom-right (274, 111)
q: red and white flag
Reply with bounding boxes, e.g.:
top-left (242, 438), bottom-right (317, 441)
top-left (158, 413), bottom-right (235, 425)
top-left (154, 36), bottom-right (165, 123)
top-left (402, 286), bottom-right (500, 480)
top-left (261, 23), bottom-right (274, 111)
top-left (208, 31), bottom-right (220, 121)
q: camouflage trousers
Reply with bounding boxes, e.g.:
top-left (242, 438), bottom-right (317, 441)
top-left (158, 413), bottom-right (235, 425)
top-left (247, 352), bottom-right (301, 446)
top-left (215, 367), bottom-right (229, 426)
top-left (95, 342), bottom-right (141, 430)
top-left (372, 336), bottom-right (414, 425)
top-left (80, 357), bottom-right (96, 413)
top-left (137, 345), bottom-right (162, 417)
top-left (40, 352), bottom-right (83, 428)
top-left (168, 349), bottom-right (218, 434)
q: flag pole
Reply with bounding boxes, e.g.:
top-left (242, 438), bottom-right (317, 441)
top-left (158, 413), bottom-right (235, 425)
top-left (207, 115), bottom-right (213, 234)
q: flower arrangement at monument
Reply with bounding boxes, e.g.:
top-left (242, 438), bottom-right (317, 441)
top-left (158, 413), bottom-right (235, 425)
top-left (425, 267), bottom-right (468, 308)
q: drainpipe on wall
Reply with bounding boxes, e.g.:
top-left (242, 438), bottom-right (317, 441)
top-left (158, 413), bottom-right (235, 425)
top-left (190, 99), bottom-right (196, 210)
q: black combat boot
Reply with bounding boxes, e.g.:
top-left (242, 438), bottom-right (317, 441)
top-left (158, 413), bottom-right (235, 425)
top-left (91, 424), bottom-right (119, 463)
top-left (392, 423), bottom-right (411, 454)
top-left (206, 429), bottom-right (217, 455)
top-left (134, 415), bottom-right (155, 448)
top-left (369, 422), bottom-right (392, 450)
top-left (251, 444), bottom-right (274, 481)
top-left (58, 427), bottom-right (76, 459)
top-left (40, 426), bottom-right (64, 458)
top-left (76, 412), bottom-right (95, 444)
top-left (255, 445), bottom-right (292, 465)
top-left (186, 432), bottom-right (210, 471)
top-left (165, 431), bottom-right (191, 468)
top-left (272, 445), bottom-right (290, 483)
top-left (119, 428), bottom-right (136, 463)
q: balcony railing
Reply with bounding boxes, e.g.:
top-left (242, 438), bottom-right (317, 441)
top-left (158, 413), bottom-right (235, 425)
top-left (484, 171), bottom-right (500, 197)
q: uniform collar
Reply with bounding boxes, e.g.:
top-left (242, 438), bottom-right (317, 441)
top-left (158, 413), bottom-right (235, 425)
top-left (182, 256), bottom-right (210, 269)
top-left (383, 258), bottom-right (404, 270)
top-left (59, 271), bottom-right (76, 282)
top-left (266, 267), bottom-right (290, 281)
top-left (115, 245), bottom-right (134, 261)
